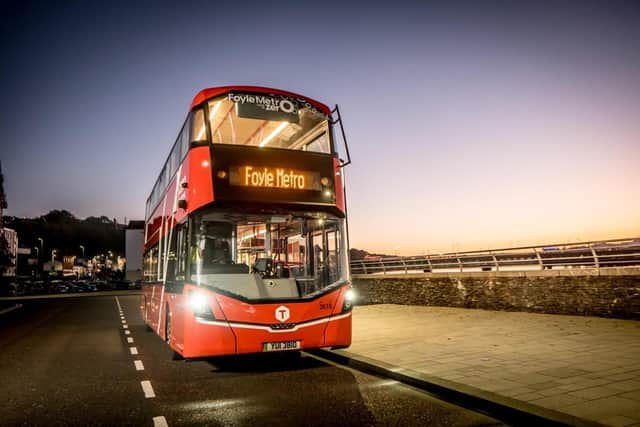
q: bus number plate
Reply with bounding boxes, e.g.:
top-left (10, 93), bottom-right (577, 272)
top-left (263, 340), bottom-right (301, 352)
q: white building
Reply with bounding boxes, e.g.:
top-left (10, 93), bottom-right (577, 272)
top-left (1, 228), bottom-right (17, 277)
top-left (125, 220), bottom-right (144, 281)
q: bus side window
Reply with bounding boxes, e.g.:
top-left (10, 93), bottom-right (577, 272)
top-left (175, 224), bottom-right (188, 281)
top-left (166, 226), bottom-right (178, 282)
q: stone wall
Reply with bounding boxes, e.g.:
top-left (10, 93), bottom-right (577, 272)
top-left (351, 268), bottom-right (640, 319)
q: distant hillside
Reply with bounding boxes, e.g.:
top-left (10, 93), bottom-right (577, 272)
top-left (3, 210), bottom-right (125, 258)
top-left (349, 248), bottom-right (393, 261)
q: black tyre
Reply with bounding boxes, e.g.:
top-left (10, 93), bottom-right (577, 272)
top-left (165, 305), bottom-right (183, 360)
top-left (165, 305), bottom-right (171, 343)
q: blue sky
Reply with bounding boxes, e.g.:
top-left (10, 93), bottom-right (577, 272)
top-left (2, 1), bottom-right (639, 254)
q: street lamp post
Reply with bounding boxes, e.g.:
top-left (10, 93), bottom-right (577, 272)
top-left (51, 249), bottom-right (56, 273)
top-left (79, 245), bottom-right (85, 258)
top-left (37, 237), bottom-right (44, 277)
top-left (34, 246), bottom-right (39, 278)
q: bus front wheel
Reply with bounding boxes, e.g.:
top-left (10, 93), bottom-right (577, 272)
top-left (165, 305), bottom-right (183, 360)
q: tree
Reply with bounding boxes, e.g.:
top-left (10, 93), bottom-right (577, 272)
top-left (0, 232), bottom-right (11, 276)
top-left (0, 161), bottom-right (11, 276)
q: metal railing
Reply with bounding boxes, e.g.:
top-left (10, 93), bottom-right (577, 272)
top-left (350, 237), bottom-right (640, 275)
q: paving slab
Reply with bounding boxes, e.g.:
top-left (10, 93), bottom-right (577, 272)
top-left (335, 304), bottom-right (640, 426)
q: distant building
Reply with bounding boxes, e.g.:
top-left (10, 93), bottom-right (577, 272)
top-left (1, 227), bottom-right (17, 277)
top-left (125, 220), bottom-right (144, 281)
top-left (43, 260), bottom-right (63, 272)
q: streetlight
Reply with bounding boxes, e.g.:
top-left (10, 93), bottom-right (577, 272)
top-left (37, 238), bottom-right (44, 277)
top-left (51, 249), bottom-right (57, 271)
top-left (79, 245), bottom-right (85, 258)
top-left (34, 246), bottom-right (40, 278)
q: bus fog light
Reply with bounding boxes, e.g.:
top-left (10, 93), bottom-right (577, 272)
top-left (342, 288), bottom-right (356, 313)
top-left (345, 289), bottom-right (355, 302)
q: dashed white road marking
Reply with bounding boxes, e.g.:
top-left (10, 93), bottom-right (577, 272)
top-left (121, 320), bottom-right (127, 324)
top-left (115, 296), bottom-right (122, 311)
top-left (127, 337), bottom-right (134, 343)
top-left (125, 330), bottom-right (131, 335)
top-left (134, 360), bottom-right (144, 371)
top-left (141, 380), bottom-right (156, 398)
top-left (0, 304), bottom-right (23, 315)
top-left (123, 325), bottom-right (129, 329)
top-left (130, 347), bottom-right (138, 355)
top-left (153, 416), bottom-right (168, 427)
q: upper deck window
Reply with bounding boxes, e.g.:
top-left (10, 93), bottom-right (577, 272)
top-left (206, 93), bottom-right (331, 154)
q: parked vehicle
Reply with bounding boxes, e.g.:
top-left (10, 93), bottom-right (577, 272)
top-left (30, 281), bottom-right (46, 294)
top-left (113, 280), bottom-right (132, 290)
top-left (83, 282), bottom-right (98, 292)
top-left (50, 281), bottom-right (69, 293)
top-left (68, 282), bottom-right (85, 293)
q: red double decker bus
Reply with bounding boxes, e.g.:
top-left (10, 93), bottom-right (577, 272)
top-left (140, 86), bottom-right (353, 359)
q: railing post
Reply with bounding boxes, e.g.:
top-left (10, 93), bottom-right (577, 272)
top-left (361, 260), bottom-right (367, 275)
top-left (491, 251), bottom-right (499, 272)
top-left (589, 244), bottom-right (599, 272)
top-left (402, 258), bottom-right (407, 274)
top-left (426, 255), bottom-right (432, 273)
top-left (380, 260), bottom-right (386, 275)
top-left (456, 254), bottom-right (463, 272)
top-left (534, 248), bottom-right (543, 270)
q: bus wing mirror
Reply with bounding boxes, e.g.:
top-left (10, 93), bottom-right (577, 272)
top-left (331, 104), bottom-right (351, 168)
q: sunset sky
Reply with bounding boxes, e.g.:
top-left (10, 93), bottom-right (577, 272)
top-left (2, 1), bottom-right (639, 255)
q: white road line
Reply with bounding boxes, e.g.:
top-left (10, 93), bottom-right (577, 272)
top-left (127, 337), bottom-right (134, 343)
top-left (141, 380), bottom-right (156, 398)
top-left (134, 360), bottom-right (144, 371)
top-left (0, 304), bottom-right (22, 315)
top-left (130, 347), bottom-right (138, 355)
top-left (125, 330), bottom-right (131, 335)
top-left (153, 416), bottom-right (168, 427)
top-left (121, 320), bottom-right (127, 324)
top-left (115, 296), bottom-right (122, 310)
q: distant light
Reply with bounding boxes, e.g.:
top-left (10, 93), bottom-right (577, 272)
top-left (217, 170), bottom-right (227, 179)
top-left (324, 190), bottom-right (332, 198)
top-left (320, 177), bottom-right (330, 186)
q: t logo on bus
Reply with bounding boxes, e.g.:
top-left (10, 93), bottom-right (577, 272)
top-left (275, 305), bottom-right (290, 322)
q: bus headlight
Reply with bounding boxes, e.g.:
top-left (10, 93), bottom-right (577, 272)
top-left (342, 288), bottom-right (356, 313)
top-left (189, 291), bottom-right (215, 320)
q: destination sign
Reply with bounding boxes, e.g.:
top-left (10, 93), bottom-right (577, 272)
top-left (230, 93), bottom-right (300, 123)
top-left (229, 166), bottom-right (321, 191)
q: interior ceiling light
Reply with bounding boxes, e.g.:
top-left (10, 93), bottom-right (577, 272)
top-left (259, 122), bottom-right (288, 147)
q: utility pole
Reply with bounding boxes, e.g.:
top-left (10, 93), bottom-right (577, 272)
top-left (0, 160), bottom-right (7, 230)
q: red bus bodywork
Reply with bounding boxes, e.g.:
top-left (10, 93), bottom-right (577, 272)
top-left (141, 86), bottom-right (351, 358)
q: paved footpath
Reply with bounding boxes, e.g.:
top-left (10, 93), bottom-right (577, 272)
top-left (336, 305), bottom-right (640, 427)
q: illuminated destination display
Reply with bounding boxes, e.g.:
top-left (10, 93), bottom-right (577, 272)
top-left (229, 166), bottom-right (321, 191)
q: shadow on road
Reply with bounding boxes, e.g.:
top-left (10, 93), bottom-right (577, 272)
top-left (202, 351), bottom-right (325, 374)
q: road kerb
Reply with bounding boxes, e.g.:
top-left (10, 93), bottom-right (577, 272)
top-left (308, 349), bottom-right (605, 427)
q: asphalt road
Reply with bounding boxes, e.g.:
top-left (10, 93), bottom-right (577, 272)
top-left (0, 295), bottom-right (504, 426)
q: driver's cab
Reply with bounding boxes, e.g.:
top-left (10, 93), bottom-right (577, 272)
top-left (190, 210), bottom-right (348, 300)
